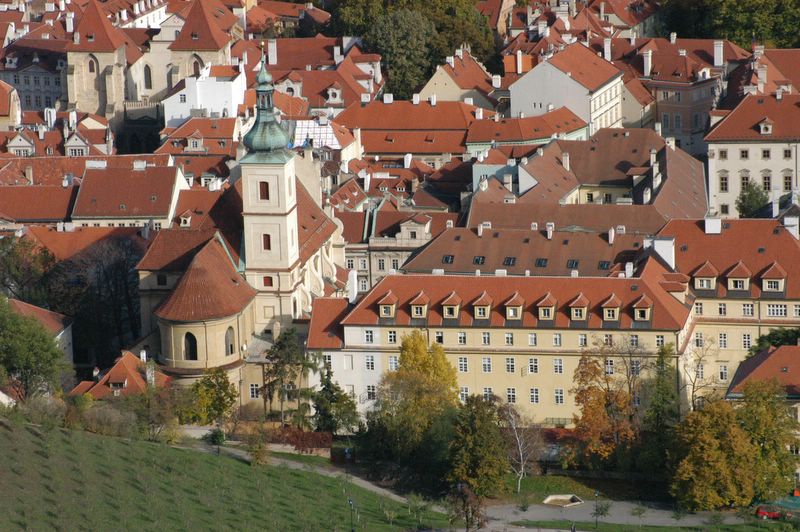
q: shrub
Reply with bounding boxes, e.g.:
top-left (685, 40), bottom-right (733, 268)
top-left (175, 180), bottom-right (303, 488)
top-left (19, 396), bottom-right (66, 429)
top-left (279, 427), bottom-right (332, 453)
top-left (205, 428), bottom-right (226, 446)
top-left (82, 404), bottom-right (137, 438)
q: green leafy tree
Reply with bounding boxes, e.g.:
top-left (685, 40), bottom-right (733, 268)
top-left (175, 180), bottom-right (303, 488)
top-left (365, 9), bottom-right (435, 99)
top-left (263, 328), bottom-right (318, 425)
top-left (671, 400), bottom-right (758, 510)
top-left (736, 181), bottom-right (770, 218)
top-left (312, 366), bottom-right (358, 434)
top-left (0, 298), bottom-right (64, 399)
top-left (448, 395), bottom-right (509, 498)
top-left (750, 327), bottom-right (800, 356)
top-left (737, 379), bottom-right (798, 501)
top-left (638, 345), bottom-right (680, 475)
top-left (191, 368), bottom-right (238, 426)
top-left (374, 330), bottom-right (458, 457)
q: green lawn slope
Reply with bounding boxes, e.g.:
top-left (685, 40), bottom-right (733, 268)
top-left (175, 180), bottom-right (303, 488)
top-left (0, 419), bottom-right (446, 531)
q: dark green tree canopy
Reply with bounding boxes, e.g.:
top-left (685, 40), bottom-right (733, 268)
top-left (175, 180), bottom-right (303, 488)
top-left (736, 182), bottom-right (770, 218)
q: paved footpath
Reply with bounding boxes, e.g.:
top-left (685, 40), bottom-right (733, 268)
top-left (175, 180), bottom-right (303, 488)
top-left (485, 500), bottom-right (743, 529)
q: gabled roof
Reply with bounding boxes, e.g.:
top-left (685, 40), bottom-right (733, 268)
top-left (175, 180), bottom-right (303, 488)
top-left (601, 293), bottom-right (621, 308)
top-left (154, 238), bottom-right (256, 322)
top-left (632, 294), bottom-right (653, 308)
top-left (692, 260), bottom-right (719, 278)
top-left (70, 0), bottom-right (126, 53)
top-left (728, 345), bottom-right (800, 398)
top-left (442, 291), bottom-right (462, 306)
top-left (71, 166), bottom-right (180, 219)
top-left (536, 292), bottom-right (557, 307)
top-left (377, 291), bottom-right (398, 305)
top-left (69, 351), bottom-right (170, 400)
top-left (544, 42), bottom-right (622, 92)
top-left (568, 292), bottom-right (589, 307)
top-left (409, 291), bottom-right (430, 305)
top-left (761, 261), bottom-right (787, 280)
top-left (472, 290), bottom-right (493, 306)
top-left (307, 298), bottom-right (349, 349)
top-left (8, 298), bottom-right (71, 335)
top-left (169, 0), bottom-right (230, 51)
top-left (725, 260), bottom-right (752, 278)
top-left (706, 94), bottom-right (800, 142)
top-left (504, 291), bottom-right (525, 307)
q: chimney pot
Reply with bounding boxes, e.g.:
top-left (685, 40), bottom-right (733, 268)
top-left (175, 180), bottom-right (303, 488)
top-left (643, 49), bottom-right (653, 77)
top-left (670, 32), bottom-right (677, 44)
top-left (713, 40), bottom-right (724, 67)
top-left (603, 37), bottom-right (611, 61)
top-left (561, 152), bottom-right (570, 171)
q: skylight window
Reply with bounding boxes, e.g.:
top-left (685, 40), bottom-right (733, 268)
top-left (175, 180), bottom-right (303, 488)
top-left (473, 256), bottom-right (485, 265)
top-left (503, 257), bottom-right (516, 266)
top-left (442, 255), bottom-right (454, 264)
top-left (567, 259), bottom-right (579, 269)
top-left (535, 258), bottom-right (548, 268)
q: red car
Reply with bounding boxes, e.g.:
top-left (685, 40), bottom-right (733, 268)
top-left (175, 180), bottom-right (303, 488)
top-left (756, 506), bottom-right (792, 520)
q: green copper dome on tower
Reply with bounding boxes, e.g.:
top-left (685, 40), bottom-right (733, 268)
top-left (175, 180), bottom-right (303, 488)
top-left (241, 48), bottom-right (293, 163)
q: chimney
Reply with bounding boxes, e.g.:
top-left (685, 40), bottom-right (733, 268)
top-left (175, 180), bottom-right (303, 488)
top-left (73, 31), bottom-right (79, 44)
top-left (476, 108), bottom-right (483, 120)
top-left (603, 37), bottom-right (611, 61)
top-left (477, 224), bottom-right (484, 237)
top-left (629, 32), bottom-right (636, 46)
top-left (446, 219), bottom-right (454, 229)
top-left (37, 124), bottom-right (45, 140)
top-left (430, 94), bottom-right (437, 106)
top-left (561, 152), bottom-right (570, 171)
top-left (66, 11), bottom-right (74, 33)
top-left (360, 93), bottom-right (370, 107)
top-left (503, 173), bottom-right (513, 192)
top-left (643, 237), bottom-right (676, 270)
top-left (777, 88), bottom-right (783, 101)
top-left (704, 216), bottom-right (722, 234)
top-left (491, 74), bottom-right (501, 89)
top-left (383, 93), bottom-right (393, 104)
top-left (267, 39), bottom-right (278, 65)
top-left (412, 93), bottom-right (420, 105)
top-left (654, 121), bottom-right (662, 136)
top-left (24, 165), bottom-right (33, 185)
top-left (403, 153), bottom-right (412, 168)
top-left (333, 45), bottom-right (343, 65)
top-left (537, 19), bottom-right (547, 37)
top-left (92, 367), bottom-right (100, 381)
top-left (121, 9), bottom-right (128, 21)
top-left (464, 97), bottom-right (473, 106)
top-left (753, 45), bottom-right (765, 59)
top-left (757, 64), bottom-right (767, 87)
top-left (608, 226), bottom-right (615, 244)
top-left (139, 349), bottom-right (147, 363)
top-left (456, 47), bottom-right (464, 59)
top-left (678, 49), bottom-right (686, 57)
top-left (643, 49), bottom-right (652, 77)
top-left (625, 262), bottom-right (634, 278)
top-left (530, 222), bottom-right (538, 230)
top-left (670, 32), bottom-right (677, 44)
top-left (784, 216), bottom-right (800, 240)
top-left (713, 40), bottom-right (724, 67)
top-left (545, 222), bottom-right (554, 240)
top-left (599, 1), bottom-right (605, 20)
top-left (649, 148), bottom-right (657, 167)
top-left (446, 56), bottom-right (454, 68)
top-left (106, 128), bottom-right (113, 153)
top-left (59, 0), bottom-right (65, 9)
top-left (515, 50), bottom-right (523, 74)
top-left (665, 137), bottom-right (676, 150)
top-left (772, 196), bottom-right (780, 218)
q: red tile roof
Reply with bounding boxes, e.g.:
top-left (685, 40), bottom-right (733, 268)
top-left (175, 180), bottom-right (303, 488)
top-left (706, 94), bottom-right (800, 142)
top-left (658, 219), bottom-right (800, 297)
top-left (341, 258), bottom-right (689, 330)
top-left (69, 351), bottom-right (170, 400)
top-left (8, 298), bottom-right (70, 335)
top-left (155, 237), bottom-right (255, 322)
top-left (136, 227), bottom-right (218, 271)
top-left (72, 166), bottom-right (181, 219)
top-left (169, 0), bottom-right (230, 51)
top-left (439, 49), bottom-right (493, 96)
top-left (728, 345), bottom-right (800, 397)
top-left (296, 178), bottom-right (338, 264)
top-left (335, 99), bottom-right (487, 132)
top-left (69, 0), bottom-right (127, 53)
top-left (307, 297), bottom-right (350, 349)
top-left (24, 226), bottom-right (146, 262)
top-left (466, 107), bottom-right (586, 143)
top-left (0, 185), bottom-right (76, 222)
top-left (333, 210), bottom-right (368, 244)
top-left (545, 42), bottom-right (623, 91)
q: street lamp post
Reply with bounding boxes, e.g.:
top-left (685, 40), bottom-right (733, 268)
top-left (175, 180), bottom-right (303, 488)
top-left (348, 497), bottom-right (354, 532)
top-left (594, 490), bottom-right (599, 529)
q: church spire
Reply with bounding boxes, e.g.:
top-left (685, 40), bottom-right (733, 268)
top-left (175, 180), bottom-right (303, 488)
top-left (241, 45), bottom-right (292, 162)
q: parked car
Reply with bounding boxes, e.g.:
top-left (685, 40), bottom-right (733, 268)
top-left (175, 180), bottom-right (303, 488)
top-left (756, 505), bottom-right (792, 520)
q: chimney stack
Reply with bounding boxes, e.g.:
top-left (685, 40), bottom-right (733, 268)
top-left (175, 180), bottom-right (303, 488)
top-left (546, 222), bottom-right (554, 240)
top-left (643, 49), bottom-right (652, 77)
top-left (267, 39), bottom-right (278, 65)
top-left (670, 32), bottom-right (677, 44)
top-left (403, 153), bottom-right (412, 168)
top-left (446, 56), bottom-right (454, 68)
top-left (476, 108), bottom-right (483, 120)
top-left (492, 74), bottom-right (501, 89)
top-left (757, 64), bottom-right (768, 87)
top-left (561, 152), bottom-right (570, 171)
top-left (66, 11), bottom-right (74, 33)
top-left (603, 37), bottom-right (611, 61)
top-left (516, 50), bottom-right (523, 74)
top-left (382, 93), bottom-right (393, 104)
top-left (713, 40), bottom-right (724, 67)
top-left (430, 94), bottom-right (437, 106)
top-left (608, 226), bottom-right (615, 245)
top-left (625, 262), bottom-right (634, 278)
top-left (654, 121), bottom-right (662, 136)
top-left (537, 19), bottom-right (547, 37)
top-left (412, 93), bottom-right (420, 105)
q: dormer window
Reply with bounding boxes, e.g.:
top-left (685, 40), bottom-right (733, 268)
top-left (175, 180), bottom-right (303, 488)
top-left (504, 292), bottom-right (524, 321)
top-left (472, 291), bottom-right (493, 320)
top-left (759, 118), bottom-right (773, 135)
top-left (191, 32), bottom-right (199, 40)
top-left (377, 290), bottom-right (398, 318)
top-left (443, 305), bottom-right (458, 318)
top-left (536, 292), bottom-right (556, 320)
top-left (572, 308), bottom-right (585, 320)
top-left (695, 278), bottom-right (714, 289)
top-left (632, 294), bottom-right (653, 321)
top-left (765, 279), bottom-right (783, 292)
top-left (604, 308), bottom-right (619, 320)
top-left (568, 293), bottom-right (589, 321)
top-left (411, 305), bottom-right (426, 317)
top-left (539, 307), bottom-right (552, 319)
top-left (635, 308), bottom-right (650, 321)
top-left (441, 291), bottom-right (462, 319)
top-left (729, 278), bottom-right (748, 291)
top-left (506, 306), bottom-right (521, 320)
top-left (475, 306), bottom-right (489, 319)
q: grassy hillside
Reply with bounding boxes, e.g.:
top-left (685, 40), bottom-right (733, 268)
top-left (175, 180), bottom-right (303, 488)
top-left (0, 419), bottom-right (447, 531)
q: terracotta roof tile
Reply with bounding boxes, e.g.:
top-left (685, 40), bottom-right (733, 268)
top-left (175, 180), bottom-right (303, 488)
top-left (706, 94), bottom-right (800, 142)
top-left (169, 0), bottom-right (230, 51)
top-left (154, 238), bottom-right (255, 322)
top-left (8, 298), bottom-right (71, 334)
top-left (504, 291), bottom-right (525, 306)
top-left (728, 345), bottom-right (800, 397)
top-left (472, 290), bottom-right (493, 306)
top-left (69, 351), bottom-right (170, 400)
top-left (69, 0), bottom-right (127, 53)
top-left (0, 186), bottom-right (76, 222)
top-left (307, 297), bottom-right (350, 349)
top-left (569, 292), bottom-right (590, 307)
top-left (545, 42), bottom-right (622, 91)
top-left (25, 226), bottom-right (146, 262)
top-left (72, 166), bottom-right (181, 219)
top-left (725, 260), bottom-right (752, 278)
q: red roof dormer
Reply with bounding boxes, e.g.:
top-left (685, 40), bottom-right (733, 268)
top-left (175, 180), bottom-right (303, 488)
top-left (761, 261), bottom-right (787, 279)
